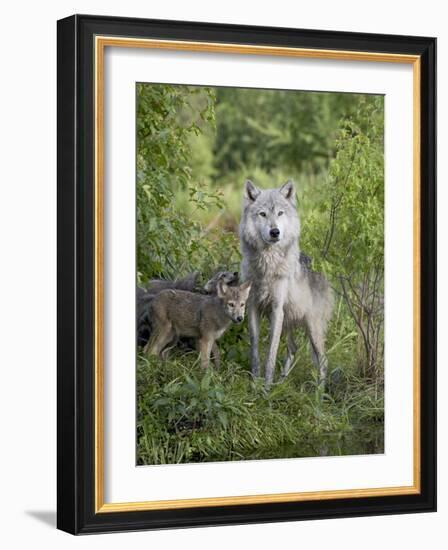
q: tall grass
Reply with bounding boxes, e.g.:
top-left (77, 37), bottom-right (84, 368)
top-left (136, 84), bottom-right (384, 466)
top-left (137, 296), bottom-right (384, 466)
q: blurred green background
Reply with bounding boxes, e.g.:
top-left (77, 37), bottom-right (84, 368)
top-left (136, 84), bottom-right (385, 465)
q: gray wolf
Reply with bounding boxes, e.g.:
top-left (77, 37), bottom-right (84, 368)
top-left (137, 272), bottom-right (200, 347)
top-left (203, 270), bottom-right (239, 293)
top-left (239, 179), bottom-right (334, 387)
top-left (145, 280), bottom-right (251, 369)
top-left (145, 271), bottom-right (200, 294)
top-left (137, 271), bottom-right (239, 348)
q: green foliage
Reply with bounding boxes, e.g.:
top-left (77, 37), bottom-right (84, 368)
top-left (303, 96), bottom-right (385, 377)
top-left (136, 83), bottom-right (385, 464)
top-left (137, 351), bottom-right (383, 464)
top-left (213, 88), bottom-right (360, 175)
top-left (305, 95), bottom-right (384, 274)
top-left (136, 84), bottom-right (236, 283)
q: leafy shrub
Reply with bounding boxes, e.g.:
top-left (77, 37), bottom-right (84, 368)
top-left (303, 96), bottom-right (385, 378)
top-left (136, 84), bottom-right (238, 283)
top-left (136, 84), bottom-right (385, 465)
top-left (137, 350), bottom-right (383, 464)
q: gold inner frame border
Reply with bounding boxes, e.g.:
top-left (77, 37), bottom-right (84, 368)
top-left (94, 35), bottom-right (421, 513)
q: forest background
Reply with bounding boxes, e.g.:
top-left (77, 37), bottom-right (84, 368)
top-left (136, 84), bottom-right (385, 465)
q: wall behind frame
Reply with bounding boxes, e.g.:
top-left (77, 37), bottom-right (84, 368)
top-left (0, 0), bottom-right (443, 548)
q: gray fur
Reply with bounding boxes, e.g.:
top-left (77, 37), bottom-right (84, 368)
top-left (239, 179), bottom-right (334, 387)
top-left (137, 271), bottom-right (240, 348)
top-left (145, 281), bottom-right (251, 369)
top-left (146, 271), bottom-right (200, 293)
top-left (137, 272), bottom-right (200, 348)
top-left (203, 270), bottom-right (239, 293)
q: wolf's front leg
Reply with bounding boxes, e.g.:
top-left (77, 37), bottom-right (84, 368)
top-left (211, 342), bottom-right (221, 369)
top-left (199, 337), bottom-right (214, 369)
top-left (248, 301), bottom-right (261, 377)
top-left (265, 305), bottom-right (284, 388)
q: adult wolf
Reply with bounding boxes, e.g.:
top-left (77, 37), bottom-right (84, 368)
top-left (239, 179), bottom-right (334, 388)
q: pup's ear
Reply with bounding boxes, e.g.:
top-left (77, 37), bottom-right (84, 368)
top-left (217, 280), bottom-right (228, 298)
top-left (203, 279), bottom-right (213, 293)
top-left (239, 280), bottom-right (252, 299)
top-left (204, 271), bottom-right (222, 293)
top-left (245, 179), bottom-right (261, 202)
top-left (279, 180), bottom-right (295, 202)
top-left (190, 271), bottom-right (200, 285)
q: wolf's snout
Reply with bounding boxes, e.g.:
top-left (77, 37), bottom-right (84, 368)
top-left (270, 228), bottom-right (280, 239)
top-left (236, 315), bottom-right (243, 323)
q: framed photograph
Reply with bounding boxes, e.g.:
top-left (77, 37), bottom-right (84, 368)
top-left (57, 14), bottom-right (436, 534)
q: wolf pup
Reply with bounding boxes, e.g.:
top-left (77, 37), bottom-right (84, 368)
top-left (137, 272), bottom-right (200, 348)
top-left (239, 179), bottom-right (334, 388)
top-left (145, 271), bottom-right (200, 294)
top-left (145, 280), bottom-right (251, 369)
top-left (137, 271), bottom-right (239, 348)
top-left (203, 270), bottom-right (239, 293)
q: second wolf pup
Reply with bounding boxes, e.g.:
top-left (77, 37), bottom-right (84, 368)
top-left (203, 270), bottom-right (239, 294)
top-left (145, 280), bottom-right (251, 369)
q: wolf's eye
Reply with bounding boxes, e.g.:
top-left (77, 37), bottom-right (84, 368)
top-left (259, 212), bottom-right (266, 217)
top-left (240, 303), bottom-right (245, 307)
top-left (278, 211), bottom-right (284, 216)
top-left (228, 302), bottom-right (235, 308)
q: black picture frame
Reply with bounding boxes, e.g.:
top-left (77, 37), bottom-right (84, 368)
top-left (57, 14), bottom-right (436, 535)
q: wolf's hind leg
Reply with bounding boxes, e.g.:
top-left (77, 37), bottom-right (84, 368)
top-left (281, 330), bottom-right (298, 380)
top-left (307, 326), bottom-right (328, 386)
top-left (160, 335), bottom-right (179, 360)
top-left (145, 324), bottom-right (174, 358)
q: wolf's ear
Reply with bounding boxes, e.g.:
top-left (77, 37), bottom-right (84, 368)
top-left (279, 180), bottom-right (295, 202)
top-left (245, 180), bottom-right (261, 202)
top-left (203, 279), bottom-right (213, 293)
top-left (239, 280), bottom-right (252, 299)
top-left (189, 271), bottom-right (200, 285)
top-left (217, 280), bottom-right (228, 298)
